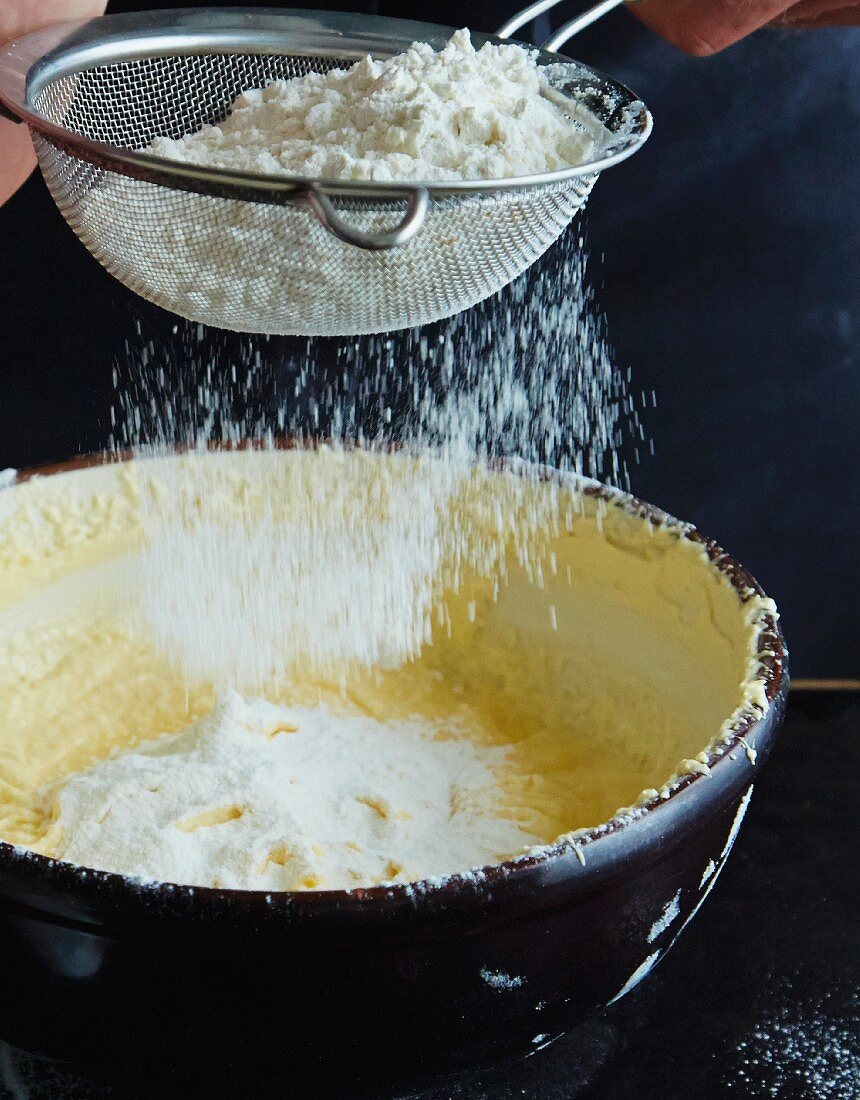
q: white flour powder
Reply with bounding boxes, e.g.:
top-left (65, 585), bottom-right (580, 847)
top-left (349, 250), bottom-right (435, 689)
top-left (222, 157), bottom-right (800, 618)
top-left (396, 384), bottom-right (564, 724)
top-left (124, 445), bottom-right (565, 691)
top-left (150, 30), bottom-right (594, 182)
top-left (47, 691), bottom-right (536, 890)
top-left (116, 229), bottom-right (634, 690)
top-left (726, 992), bottom-right (860, 1098)
top-left (91, 214), bottom-right (638, 889)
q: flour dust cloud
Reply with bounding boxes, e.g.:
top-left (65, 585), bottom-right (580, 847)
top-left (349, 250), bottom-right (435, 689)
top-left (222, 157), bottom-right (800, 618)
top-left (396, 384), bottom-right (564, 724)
top-left (111, 230), bottom-right (645, 689)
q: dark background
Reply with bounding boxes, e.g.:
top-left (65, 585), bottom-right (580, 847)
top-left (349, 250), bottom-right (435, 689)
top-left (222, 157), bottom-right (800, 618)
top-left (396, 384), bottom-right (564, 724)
top-left (1, 2), bottom-right (858, 677)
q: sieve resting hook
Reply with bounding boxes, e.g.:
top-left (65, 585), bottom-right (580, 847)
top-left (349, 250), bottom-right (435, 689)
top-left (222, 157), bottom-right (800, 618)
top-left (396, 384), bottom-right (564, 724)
top-left (304, 186), bottom-right (430, 251)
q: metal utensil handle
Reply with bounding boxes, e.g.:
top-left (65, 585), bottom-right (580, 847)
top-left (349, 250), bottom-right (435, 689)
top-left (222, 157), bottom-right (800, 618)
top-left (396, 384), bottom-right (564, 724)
top-left (496, 0), bottom-right (626, 50)
top-left (304, 185), bottom-right (430, 251)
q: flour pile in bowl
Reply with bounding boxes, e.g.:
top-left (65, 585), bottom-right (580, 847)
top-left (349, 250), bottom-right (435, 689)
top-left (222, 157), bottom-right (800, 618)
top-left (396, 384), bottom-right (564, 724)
top-left (148, 29), bottom-right (596, 182)
top-left (44, 691), bottom-right (537, 891)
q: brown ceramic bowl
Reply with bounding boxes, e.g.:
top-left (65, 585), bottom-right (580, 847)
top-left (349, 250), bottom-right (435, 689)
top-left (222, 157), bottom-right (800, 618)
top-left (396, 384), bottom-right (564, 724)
top-left (0, 454), bottom-right (787, 1095)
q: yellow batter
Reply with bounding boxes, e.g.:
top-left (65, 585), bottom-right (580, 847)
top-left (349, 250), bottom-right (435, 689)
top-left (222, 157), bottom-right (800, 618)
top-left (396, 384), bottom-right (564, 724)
top-left (0, 451), bottom-right (775, 872)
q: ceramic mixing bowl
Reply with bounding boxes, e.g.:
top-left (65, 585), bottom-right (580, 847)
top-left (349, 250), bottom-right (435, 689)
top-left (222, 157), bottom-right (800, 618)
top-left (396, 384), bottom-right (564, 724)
top-left (0, 455), bottom-right (787, 1095)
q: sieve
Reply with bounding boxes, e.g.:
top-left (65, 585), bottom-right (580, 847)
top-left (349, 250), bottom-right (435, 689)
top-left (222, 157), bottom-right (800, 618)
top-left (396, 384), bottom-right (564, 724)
top-left (0, 4), bottom-right (651, 336)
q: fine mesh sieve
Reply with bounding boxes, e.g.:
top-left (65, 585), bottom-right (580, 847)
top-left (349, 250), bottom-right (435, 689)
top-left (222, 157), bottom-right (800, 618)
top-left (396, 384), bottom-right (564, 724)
top-left (0, 7), bottom-right (651, 336)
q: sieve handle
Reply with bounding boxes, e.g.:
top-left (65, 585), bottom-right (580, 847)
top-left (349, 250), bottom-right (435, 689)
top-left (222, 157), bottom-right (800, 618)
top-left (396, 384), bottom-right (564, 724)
top-left (496, 0), bottom-right (627, 49)
top-left (304, 186), bottom-right (430, 251)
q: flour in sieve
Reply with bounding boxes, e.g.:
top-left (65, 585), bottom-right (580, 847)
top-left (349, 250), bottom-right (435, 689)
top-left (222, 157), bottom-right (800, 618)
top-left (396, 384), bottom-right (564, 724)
top-left (149, 29), bottom-right (595, 182)
top-left (78, 30), bottom-right (601, 334)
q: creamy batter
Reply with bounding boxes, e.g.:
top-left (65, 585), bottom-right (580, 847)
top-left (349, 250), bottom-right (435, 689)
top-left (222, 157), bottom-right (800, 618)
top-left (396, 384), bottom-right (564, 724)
top-left (0, 451), bottom-right (776, 889)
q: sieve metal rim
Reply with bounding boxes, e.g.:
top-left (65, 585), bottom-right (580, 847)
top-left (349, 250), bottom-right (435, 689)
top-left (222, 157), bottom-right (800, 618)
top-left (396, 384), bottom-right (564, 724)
top-left (0, 7), bottom-right (652, 210)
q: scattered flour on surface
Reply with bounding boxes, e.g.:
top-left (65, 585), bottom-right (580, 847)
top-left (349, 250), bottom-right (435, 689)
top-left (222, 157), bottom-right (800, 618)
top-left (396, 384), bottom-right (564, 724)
top-left (724, 993), bottom-right (860, 1098)
top-left (481, 967), bottom-right (526, 991)
top-left (646, 889), bottom-right (682, 943)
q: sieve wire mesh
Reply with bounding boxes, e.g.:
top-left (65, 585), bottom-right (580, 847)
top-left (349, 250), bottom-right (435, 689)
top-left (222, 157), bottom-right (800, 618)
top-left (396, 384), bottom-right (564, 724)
top-left (30, 50), bottom-right (595, 336)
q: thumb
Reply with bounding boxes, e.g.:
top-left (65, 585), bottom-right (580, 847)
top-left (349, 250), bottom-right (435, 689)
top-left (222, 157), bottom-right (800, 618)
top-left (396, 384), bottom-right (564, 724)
top-left (629, 0), bottom-right (795, 54)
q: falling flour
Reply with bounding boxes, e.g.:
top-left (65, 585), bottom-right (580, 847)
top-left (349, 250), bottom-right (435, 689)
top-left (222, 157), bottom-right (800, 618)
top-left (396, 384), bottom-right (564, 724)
top-left (113, 231), bottom-right (636, 690)
top-left (129, 447), bottom-right (563, 686)
top-left (112, 232), bottom-right (635, 476)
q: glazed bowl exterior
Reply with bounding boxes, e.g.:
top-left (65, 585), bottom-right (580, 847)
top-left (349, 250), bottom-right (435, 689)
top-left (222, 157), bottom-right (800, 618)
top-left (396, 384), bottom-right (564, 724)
top-left (0, 458), bottom-right (787, 1094)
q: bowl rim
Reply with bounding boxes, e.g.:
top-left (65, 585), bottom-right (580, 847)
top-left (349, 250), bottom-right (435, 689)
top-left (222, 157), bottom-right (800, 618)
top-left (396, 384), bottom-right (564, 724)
top-left (0, 450), bottom-right (788, 913)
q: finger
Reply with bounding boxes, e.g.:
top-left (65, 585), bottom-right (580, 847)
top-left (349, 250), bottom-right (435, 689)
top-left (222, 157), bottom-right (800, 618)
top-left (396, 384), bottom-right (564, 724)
top-left (775, 0), bottom-right (860, 24)
top-left (0, 118), bottom-right (36, 206)
top-left (1, 1), bottom-right (107, 45)
top-left (629, 0), bottom-right (795, 54)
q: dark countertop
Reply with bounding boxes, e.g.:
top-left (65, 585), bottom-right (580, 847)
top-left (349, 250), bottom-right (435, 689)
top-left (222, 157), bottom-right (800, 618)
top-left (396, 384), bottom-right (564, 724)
top-left (1, 690), bottom-right (856, 1099)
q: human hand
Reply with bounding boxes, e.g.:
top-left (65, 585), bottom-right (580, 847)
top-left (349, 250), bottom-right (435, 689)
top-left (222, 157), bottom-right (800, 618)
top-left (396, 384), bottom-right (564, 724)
top-left (1, 1), bottom-right (107, 206)
top-left (630, 0), bottom-right (860, 55)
